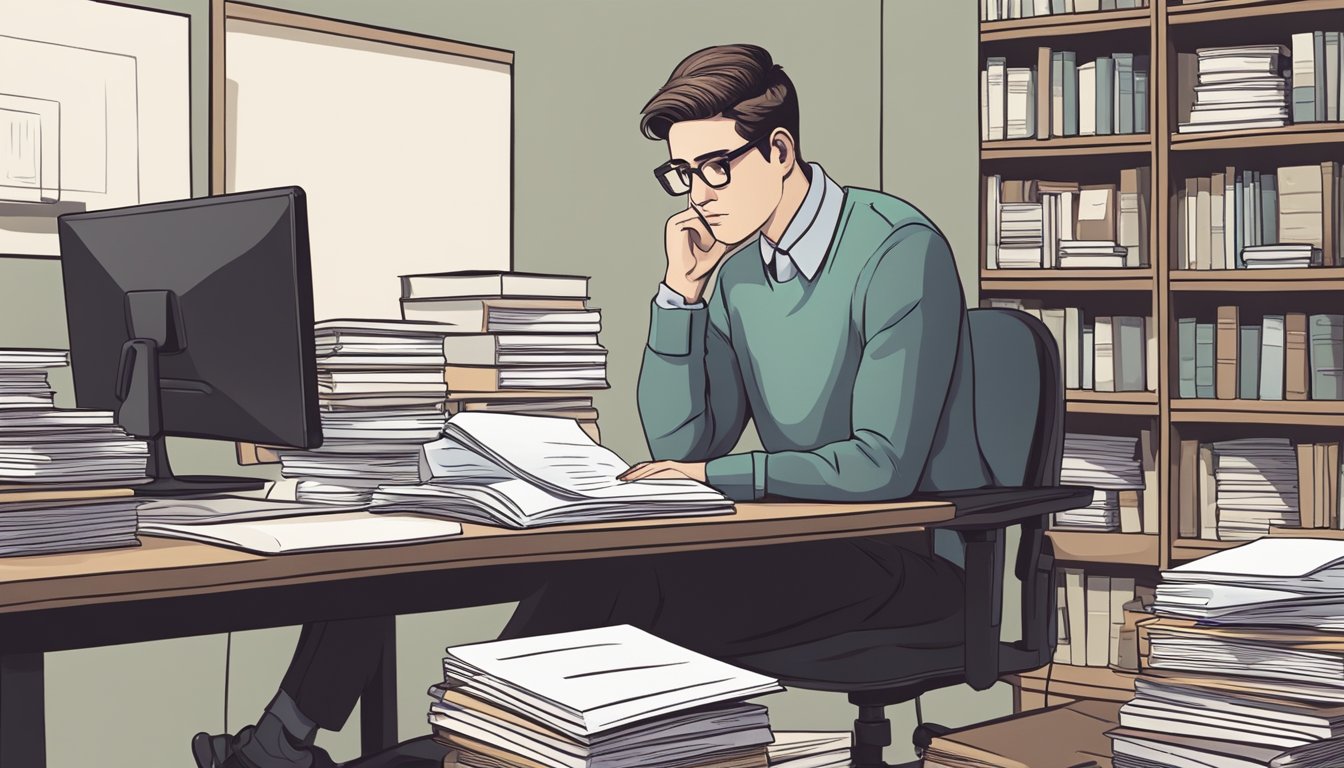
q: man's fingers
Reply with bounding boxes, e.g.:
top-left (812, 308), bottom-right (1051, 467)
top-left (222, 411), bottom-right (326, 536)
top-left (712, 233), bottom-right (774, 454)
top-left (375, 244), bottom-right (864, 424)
top-left (618, 462), bottom-right (654, 481)
top-left (644, 468), bottom-right (691, 480)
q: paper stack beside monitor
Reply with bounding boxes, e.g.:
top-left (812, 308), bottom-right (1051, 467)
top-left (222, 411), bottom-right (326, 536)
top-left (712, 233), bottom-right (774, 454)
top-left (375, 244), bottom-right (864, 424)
top-left (430, 624), bottom-right (782, 768)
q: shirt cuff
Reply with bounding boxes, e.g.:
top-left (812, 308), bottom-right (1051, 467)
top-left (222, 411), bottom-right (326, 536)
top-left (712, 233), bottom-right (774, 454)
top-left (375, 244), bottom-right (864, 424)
top-left (647, 295), bottom-right (706, 357)
top-left (705, 452), bottom-right (767, 501)
top-left (654, 282), bottom-right (706, 310)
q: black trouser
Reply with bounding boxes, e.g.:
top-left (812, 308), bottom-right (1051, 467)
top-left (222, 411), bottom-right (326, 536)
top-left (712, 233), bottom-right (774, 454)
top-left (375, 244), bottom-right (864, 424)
top-left (279, 534), bottom-right (964, 730)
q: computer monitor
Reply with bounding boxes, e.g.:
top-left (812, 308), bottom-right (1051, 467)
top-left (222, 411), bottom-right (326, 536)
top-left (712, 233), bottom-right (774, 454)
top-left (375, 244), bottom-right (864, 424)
top-left (58, 186), bottom-right (321, 496)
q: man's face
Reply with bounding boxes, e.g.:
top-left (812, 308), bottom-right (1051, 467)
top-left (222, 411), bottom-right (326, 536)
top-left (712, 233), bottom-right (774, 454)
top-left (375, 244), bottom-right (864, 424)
top-left (665, 117), bottom-right (786, 246)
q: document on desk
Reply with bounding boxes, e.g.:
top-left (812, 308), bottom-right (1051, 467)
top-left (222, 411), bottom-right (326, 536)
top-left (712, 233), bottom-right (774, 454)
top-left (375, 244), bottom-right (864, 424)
top-left (140, 511), bottom-right (462, 555)
top-left (370, 412), bottom-right (733, 528)
top-left (137, 495), bottom-right (368, 525)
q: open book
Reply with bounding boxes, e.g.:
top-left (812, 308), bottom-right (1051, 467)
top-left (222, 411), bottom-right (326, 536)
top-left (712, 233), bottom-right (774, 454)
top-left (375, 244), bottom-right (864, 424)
top-left (370, 413), bottom-right (733, 528)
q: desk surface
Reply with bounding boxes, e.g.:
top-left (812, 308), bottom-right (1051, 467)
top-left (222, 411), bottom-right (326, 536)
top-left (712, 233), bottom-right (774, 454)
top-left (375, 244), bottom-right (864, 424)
top-left (0, 500), bottom-right (953, 616)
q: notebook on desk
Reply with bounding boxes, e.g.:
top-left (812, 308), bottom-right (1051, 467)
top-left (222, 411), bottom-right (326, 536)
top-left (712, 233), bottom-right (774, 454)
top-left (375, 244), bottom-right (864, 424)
top-left (370, 412), bottom-right (733, 528)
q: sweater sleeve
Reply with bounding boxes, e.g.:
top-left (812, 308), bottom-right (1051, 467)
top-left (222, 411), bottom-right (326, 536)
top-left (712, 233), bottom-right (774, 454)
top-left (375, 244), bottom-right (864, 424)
top-left (637, 280), bottom-right (751, 463)
top-left (704, 224), bottom-right (963, 501)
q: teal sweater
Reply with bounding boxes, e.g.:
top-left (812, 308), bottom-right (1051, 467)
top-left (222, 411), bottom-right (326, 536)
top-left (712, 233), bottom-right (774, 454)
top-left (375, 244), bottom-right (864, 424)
top-left (638, 188), bottom-right (991, 502)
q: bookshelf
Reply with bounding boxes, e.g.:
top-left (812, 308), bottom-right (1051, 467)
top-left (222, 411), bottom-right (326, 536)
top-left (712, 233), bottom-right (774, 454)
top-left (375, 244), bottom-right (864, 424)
top-left (980, 0), bottom-right (1344, 718)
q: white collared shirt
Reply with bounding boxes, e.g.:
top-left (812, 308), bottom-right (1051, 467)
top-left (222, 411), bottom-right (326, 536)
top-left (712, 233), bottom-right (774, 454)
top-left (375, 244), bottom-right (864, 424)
top-left (656, 162), bottom-right (843, 308)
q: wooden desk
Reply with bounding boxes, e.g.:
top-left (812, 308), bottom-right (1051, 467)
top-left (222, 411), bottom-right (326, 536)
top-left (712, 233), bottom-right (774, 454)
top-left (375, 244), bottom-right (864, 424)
top-left (0, 499), bottom-right (953, 768)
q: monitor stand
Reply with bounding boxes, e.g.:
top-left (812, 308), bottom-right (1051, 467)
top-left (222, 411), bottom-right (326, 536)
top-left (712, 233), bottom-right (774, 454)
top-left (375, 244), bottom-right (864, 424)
top-left (116, 336), bottom-right (266, 498)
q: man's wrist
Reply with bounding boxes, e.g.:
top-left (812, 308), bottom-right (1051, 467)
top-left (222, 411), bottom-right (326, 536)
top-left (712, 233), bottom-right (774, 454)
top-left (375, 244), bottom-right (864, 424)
top-left (655, 281), bottom-right (706, 310)
top-left (663, 274), bottom-right (707, 305)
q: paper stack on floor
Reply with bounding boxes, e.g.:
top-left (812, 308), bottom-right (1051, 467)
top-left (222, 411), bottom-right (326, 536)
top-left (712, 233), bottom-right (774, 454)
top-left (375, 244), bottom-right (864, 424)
top-left (0, 349), bottom-right (66, 409)
top-left (371, 412), bottom-right (733, 528)
top-left (1109, 537), bottom-right (1344, 767)
top-left (764, 732), bottom-right (851, 768)
top-left (921, 700), bottom-right (1116, 768)
top-left (431, 624), bottom-right (781, 768)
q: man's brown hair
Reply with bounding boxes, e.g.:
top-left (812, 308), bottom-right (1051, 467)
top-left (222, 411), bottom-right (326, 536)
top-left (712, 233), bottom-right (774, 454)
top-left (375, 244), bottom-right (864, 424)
top-left (640, 44), bottom-right (801, 161)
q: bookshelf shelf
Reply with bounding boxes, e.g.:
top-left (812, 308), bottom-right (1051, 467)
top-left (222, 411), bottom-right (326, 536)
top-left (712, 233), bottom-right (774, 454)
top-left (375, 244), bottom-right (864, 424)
top-left (1066, 390), bottom-right (1159, 415)
top-left (1168, 0), bottom-right (1344, 26)
top-left (1169, 268), bottom-right (1344, 291)
top-left (1170, 400), bottom-right (1344, 426)
top-left (982, 135), bottom-right (1153, 160)
top-left (1171, 123), bottom-right (1344, 152)
top-left (980, 8), bottom-right (1152, 41)
top-left (981, 268), bottom-right (1156, 292)
top-left (1048, 530), bottom-right (1161, 565)
top-left (1268, 527), bottom-right (1344, 539)
top-left (1171, 538), bottom-right (1242, 561)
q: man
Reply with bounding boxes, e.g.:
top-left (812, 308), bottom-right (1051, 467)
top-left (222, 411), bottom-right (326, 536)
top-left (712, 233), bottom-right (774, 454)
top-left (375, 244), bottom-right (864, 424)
top-left (194, 42), bottom-right (988, 768)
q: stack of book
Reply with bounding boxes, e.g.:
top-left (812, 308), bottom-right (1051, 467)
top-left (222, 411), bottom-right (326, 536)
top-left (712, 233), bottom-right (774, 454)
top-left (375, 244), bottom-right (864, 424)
top-left (1178, 311), bottom-right (1344, 401)
top-left (1176, 45), bottom-right (1290, 134)
top-left (1109, 538), bottom-right (1344, 767)
top-left (984, 170), bottom-right (1150, 269)
top-left (0, 408), bottom-right (148, 556)
top-left (1056, 433), bottom-right (1144, 532)
top-left (1216, 438), bottom-right (1300, 541)
top-left (281, 319), bottom-right (451, 505)
top-left (372, 412), bottom-right (733, 528)
top-left (764, 733), bottom-right (851, 768)
top-left (430, 625), bottom-right (780, 768)
top-left (980, 0), bottom-right (1147, 23)
top-left (982, 301), bottom-right (1156, 395)
top-left (1054, 567), bottom-right (1147, 667)
top-left (400, 271), bottom-right (605, 443)
top-left (0, 348), bottom-right (66, 409)
top-left (1174, 162), bottom-right (1340, 270)
top-left (980, 50), bottom-right (1149, 141)
top-left (1291, 31), bottom-right (1344, 124)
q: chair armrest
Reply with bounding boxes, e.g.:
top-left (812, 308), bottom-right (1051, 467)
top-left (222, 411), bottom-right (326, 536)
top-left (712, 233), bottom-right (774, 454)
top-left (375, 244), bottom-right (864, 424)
top-left (916, 486), bottom-right (1093, 531)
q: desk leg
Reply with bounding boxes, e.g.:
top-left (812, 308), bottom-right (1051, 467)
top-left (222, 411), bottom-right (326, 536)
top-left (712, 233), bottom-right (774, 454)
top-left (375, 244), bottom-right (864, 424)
top-left (0, 652), bottom-right (45, 768)
top-left (360, 616), bottom-right (397, 755)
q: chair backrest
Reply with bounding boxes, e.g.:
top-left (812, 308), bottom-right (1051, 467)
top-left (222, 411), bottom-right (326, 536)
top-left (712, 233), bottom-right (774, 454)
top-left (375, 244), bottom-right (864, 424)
top-left (967, 308), bottom-right (1064, 488)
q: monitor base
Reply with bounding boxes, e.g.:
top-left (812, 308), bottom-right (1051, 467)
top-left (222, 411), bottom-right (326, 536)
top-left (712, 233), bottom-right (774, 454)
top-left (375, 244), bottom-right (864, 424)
top-left (132, 475), bottom-right (267, 498)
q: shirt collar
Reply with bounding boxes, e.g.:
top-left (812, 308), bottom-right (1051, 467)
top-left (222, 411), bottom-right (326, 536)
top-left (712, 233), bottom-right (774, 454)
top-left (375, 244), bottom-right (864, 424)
top-left (759, 162), bottom-right (843, 282)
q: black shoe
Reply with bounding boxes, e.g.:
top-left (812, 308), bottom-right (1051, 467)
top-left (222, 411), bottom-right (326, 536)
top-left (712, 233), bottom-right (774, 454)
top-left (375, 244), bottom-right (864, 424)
top-left (191, 727), bottom-right (339, 768)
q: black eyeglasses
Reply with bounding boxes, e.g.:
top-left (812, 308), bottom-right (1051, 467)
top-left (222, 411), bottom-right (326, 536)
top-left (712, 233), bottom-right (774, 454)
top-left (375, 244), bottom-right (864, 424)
top-left (653, 134), bottom-right (770, 196)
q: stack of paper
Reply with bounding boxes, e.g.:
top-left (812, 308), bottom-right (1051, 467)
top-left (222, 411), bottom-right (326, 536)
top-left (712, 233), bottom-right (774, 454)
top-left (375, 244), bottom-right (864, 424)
top-left (923, 701), bottom-right (1116, 768)
top-left (371, 413), bottom-right (733, 528)
top-left (1054, 433), bottom-right (1143, 531)
top-left (765, 733), bottom-right (851, 768)
top-left (1109, 538), bottom-right (1344, 766)
top-left (0, 348), bottom-right (67, 409)
top-left (1212, 438), bottom-right (1300, 541)
top-left (997, 203), bottom-right (1045, 268)
top-left (0, 487), bottom-right (141, 556)
top-left (1179, 45), bottom-right (1291, 134)
top-left (1242, 243), bottom-right (1322, 269)
top-left (279, 320), bottom-right (452, 505)
top-left (430, 625), bottom-right (780, 768)
top-left (1058, 240), bottom-right (1128, 268)
top-left (0, 409), bottom-right (149, 485)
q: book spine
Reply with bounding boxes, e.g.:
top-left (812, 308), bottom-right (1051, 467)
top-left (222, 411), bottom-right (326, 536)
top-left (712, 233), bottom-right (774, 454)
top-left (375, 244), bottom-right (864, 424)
top-left (1311, 314), bottom-right (1344, 400)
top-left (1198, 444), bottom-right (1217, 539)
top-left (1064, 567), bottom-right (1086, 665)
top-left (1065, 307), bottom-right (1082, 390)
top-left (1037, 46), bottom-right (1053, 140)
top-left (1114, 53), bottom-right (1134, 135)
top-left (1300, 442), bottom-right (1320, 530)
top-left (1085, 574), bottom-right (1111, 667)
top-left (1145, 315), bottom-right (1157, 392)
top-left (1054, 572), bottom-right (1072, 664)
top-left (1094, 316), bottom-right (1115, 392)
top-left (1178, 317), bottom-right (1197, 398)
top-left (1223, 167), bottom-right (1237, 270)
top-left (1134, 61), bottom-right (1149, 134)
top-left (1261, 315), bottom-right (1286, 401)
top-left (1240, 324), bottom-right (1262, 399)
top-left (1287, 312), bottom-right (1311, 401)
top-left (1109, 577), bottom-right (1135, 667)
top-left (988, 58), bottom-right (1007, 141)
top-left (1140, 428), bottom-right (1159, 534)
top-left (1083, 324), bottom-right (1095, 390)
top-left (1324, 161), bottom-right (1339, 267)
top-left (1062, 52), bottom-right (1079, 137)
top-left (1293, 32), bottom-right (1318, 123)
top-left (1051, 53), bottom-right (1065, 138)
top-left (1318, 31), bottom-right (1329, 122)
top-left (1095, 56), bottom-right (1115, 135)
top-left (1118, 316), bottom-right (1145, 392)
top-left (1195, 322), bottom-right (1215, 398)
top-left (1178, 439), bottom-right (1199, 538)
top-left (1216, 305), bottom-right (1239, 399)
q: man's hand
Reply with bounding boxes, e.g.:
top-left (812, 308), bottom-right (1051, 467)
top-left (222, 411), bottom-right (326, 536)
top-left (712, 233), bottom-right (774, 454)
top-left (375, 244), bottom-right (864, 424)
top-left (664, 207), bottom-right (730, 304)
top-left (617, 460), bottom-right (708, 483)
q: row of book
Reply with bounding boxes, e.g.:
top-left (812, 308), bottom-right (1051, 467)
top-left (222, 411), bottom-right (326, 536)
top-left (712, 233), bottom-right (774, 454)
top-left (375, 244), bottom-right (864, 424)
top-left (1291, 31), bottom-right (1344, 123)
top-left (1173, 437), bottom-right (1340, 542)
top-left (1110, 537), bottom-right (1344, 767)
top-left (0, 349), bottom-right (148, 557)
top-left (1057, 432), bottom-right (1156, 533)
top-left (981, 51), bottom-right (1149, 141)
top-left (980, 0), bottom-right (1146, 22)
top-left (1053, 569), bottom-right (1150, 669)
top-left (427, 624), bottom-right (851, 768)
top-left (278, 271), bottom-right (608, 506)
top-left (984, 170), bottom-right (1150, 269)
top-left (1173, 162), bottom-right (1342, 270)
top-left (1177, 311), bottom-right (1343, 401)
top-left (985, 301), bottom-right (1156, 394)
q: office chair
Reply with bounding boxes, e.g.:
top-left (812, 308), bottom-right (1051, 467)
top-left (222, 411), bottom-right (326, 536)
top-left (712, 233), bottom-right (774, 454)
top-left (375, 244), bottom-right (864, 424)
top-left (730, 307), bottom-right (1091, 768)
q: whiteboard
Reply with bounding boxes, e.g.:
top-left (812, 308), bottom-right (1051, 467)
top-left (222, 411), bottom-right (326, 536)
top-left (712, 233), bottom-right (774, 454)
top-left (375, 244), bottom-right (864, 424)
top-left (0, 0), bottom-right (190, 256)
top-left (224, 16), bottom-right (513, 320)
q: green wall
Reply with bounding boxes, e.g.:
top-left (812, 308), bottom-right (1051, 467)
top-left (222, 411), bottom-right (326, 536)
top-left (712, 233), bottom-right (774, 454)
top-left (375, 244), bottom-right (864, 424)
top-left (1, 1), bottom-right (1000, 765)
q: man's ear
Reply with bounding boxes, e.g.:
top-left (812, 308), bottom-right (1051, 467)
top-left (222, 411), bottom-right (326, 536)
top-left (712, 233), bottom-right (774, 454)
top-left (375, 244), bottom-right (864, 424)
top-left (770, 128), bottom-right (797, 168)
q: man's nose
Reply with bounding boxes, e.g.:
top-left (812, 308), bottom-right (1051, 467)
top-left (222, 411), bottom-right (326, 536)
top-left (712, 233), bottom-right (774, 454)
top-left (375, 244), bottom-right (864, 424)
top-left (691, 177), bottom-right (718, 207)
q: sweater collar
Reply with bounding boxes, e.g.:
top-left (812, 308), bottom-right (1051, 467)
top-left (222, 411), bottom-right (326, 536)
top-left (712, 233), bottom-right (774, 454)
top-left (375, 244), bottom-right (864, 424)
top-left (759, 162), bottom-right (842, 282)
